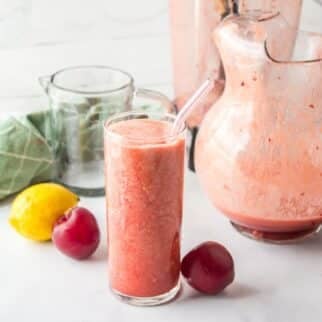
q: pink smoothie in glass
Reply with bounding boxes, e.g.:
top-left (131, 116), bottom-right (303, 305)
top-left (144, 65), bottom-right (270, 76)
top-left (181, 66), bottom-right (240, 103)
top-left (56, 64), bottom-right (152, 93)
top-left (104, 118), bottom-right (185, 298)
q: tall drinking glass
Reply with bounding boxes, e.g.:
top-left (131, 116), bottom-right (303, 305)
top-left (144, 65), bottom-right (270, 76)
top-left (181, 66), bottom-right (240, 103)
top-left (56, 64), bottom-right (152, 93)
top-left (104, 111), bottom-right (186, 306)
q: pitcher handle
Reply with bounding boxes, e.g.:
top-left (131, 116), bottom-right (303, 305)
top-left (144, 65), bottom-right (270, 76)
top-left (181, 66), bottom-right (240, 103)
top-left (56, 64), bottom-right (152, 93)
top-left (133, 88), bottom-right (176, 114)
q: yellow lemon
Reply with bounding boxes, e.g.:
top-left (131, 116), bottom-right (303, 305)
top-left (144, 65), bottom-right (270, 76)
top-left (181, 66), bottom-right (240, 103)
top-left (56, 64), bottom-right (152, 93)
top-left (9, 183), bottom-right (79, 241)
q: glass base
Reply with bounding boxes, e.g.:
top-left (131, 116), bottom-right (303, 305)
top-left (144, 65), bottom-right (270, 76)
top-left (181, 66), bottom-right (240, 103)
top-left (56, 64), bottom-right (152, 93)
top-left (111, 281), bottom-right (181, 306)
top-left (231, 221), bottom-right (321, 244)
top-left (58, 160), bottom-right (105, 197)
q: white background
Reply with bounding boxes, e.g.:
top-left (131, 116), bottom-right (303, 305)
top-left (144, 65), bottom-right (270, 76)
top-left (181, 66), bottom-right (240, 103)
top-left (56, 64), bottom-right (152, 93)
top-left (1, 1), bottom-right (322, 322)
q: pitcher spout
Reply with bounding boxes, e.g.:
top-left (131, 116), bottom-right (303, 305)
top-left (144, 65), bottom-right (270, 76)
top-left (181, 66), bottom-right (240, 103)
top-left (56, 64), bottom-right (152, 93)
top-left (38, 75), bottom-right (52, 93)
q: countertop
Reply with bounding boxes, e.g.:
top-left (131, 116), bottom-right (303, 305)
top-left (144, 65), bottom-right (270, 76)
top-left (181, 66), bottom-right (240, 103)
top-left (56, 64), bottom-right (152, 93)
top-left (1, 171), bottom-right (322, 322)
top-left (1, 1), bottom-right (322, 322)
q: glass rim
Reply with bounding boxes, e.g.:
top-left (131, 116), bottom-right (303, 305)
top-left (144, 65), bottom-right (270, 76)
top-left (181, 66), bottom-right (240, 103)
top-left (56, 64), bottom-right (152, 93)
top-left (261, 17), bottom-right (322, 65)
top-left (264, 39), bottom-right (322, 64)
top-left (243, 10), bottom-right (280, 22)
top-left (104, 111), bottom-right (186, 144)
top-left (226, 13), bottom-right (322, 65)
top-left (50, 65), bottom-right (134, 95)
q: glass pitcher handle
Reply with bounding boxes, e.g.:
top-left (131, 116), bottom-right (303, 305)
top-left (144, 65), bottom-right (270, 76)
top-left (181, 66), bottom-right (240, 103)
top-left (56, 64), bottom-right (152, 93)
top-left (133, 88), bottom-right (176, 114)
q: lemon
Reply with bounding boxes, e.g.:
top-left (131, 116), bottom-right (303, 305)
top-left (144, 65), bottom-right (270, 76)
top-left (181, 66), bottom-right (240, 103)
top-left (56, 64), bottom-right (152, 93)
top-left (9, 183), bottom-right (79, 241)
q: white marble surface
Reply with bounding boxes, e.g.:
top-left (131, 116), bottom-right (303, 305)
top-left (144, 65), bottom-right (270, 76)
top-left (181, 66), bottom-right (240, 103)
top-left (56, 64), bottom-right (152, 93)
top-left (1, 171), bottom-right (322, 322)
top-left (1, 1), bottom-right (322, 322)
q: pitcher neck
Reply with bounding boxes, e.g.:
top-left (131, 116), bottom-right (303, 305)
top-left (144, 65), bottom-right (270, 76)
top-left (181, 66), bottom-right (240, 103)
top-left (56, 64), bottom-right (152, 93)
top-left (237, 0), bottom-right (279, 17)
top-left (223, 67), bottom-right (265, 102)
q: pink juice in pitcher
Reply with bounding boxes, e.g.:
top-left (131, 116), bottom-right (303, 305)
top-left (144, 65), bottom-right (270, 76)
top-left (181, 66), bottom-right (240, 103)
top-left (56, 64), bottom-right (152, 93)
top-left (195, 13), bottom-right (322, 244)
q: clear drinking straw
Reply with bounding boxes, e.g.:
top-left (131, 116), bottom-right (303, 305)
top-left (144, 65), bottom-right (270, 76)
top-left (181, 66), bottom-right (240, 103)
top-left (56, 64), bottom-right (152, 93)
top-left (171, 76), bottom-right (216, 135)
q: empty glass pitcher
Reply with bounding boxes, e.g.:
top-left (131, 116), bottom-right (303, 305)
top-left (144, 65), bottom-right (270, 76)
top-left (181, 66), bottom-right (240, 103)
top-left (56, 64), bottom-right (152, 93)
top-left (39, 65), bottom-right (174, 196)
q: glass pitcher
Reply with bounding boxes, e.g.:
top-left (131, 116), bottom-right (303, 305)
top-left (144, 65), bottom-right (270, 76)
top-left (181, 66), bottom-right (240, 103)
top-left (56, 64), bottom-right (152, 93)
top-left (195, 14), bottom-right (322, 243)
top-left (39, 66), bottom-right (174, 196)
